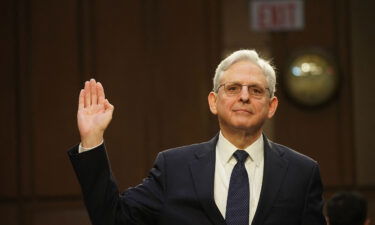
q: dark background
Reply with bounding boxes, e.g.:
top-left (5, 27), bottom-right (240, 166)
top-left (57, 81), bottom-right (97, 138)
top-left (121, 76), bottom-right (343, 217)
top-left (1, 0), bottom-right (374, 224)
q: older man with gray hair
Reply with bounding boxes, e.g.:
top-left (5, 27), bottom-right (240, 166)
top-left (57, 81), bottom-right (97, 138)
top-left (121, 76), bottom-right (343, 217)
top-left (68, 49), bottom-right (326, 225)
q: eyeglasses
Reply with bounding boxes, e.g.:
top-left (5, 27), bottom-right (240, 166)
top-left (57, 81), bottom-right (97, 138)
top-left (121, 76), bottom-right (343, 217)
top-left (216, 82), bottom-right (270, 98)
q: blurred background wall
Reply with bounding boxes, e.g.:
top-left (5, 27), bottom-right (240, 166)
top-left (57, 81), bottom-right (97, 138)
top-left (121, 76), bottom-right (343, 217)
top-left (1, 0), bottom-right (374, 224)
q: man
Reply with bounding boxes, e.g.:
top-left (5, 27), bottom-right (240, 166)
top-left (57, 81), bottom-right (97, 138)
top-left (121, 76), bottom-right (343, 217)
top-left (326, 191), bottom-right (370, 225)
top-left (68, 49), bottom-right (326, 225)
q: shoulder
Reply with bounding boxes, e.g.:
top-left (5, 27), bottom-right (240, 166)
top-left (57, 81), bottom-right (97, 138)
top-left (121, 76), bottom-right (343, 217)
top-left (160, 140), bottom-right (211, 160)
top-left (266, 139), bottom-right (323, 188)
top-left (148, 139), bottom-right (215, 174)
top-left (154, 135), bottom-right (217, 164)
top-left (268, 139), bottom-right (319, 168)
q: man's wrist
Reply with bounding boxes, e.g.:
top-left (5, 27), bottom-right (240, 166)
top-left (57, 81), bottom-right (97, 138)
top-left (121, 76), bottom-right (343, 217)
top-left (79, 140), bottom-right (104, 153)
top-left (81, 133), bottom-right (104, 148)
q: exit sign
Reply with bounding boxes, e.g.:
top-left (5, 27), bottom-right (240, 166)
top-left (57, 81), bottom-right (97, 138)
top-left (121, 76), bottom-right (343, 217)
top-left (251, 0), bottom-right (304, 31)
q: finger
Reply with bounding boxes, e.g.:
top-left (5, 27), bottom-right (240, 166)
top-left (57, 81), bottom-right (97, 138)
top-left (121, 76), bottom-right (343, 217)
top-left (97, 82), bottom-right (105, 105)
top-left (104, 99), bottom-right (114, 111)
top-left (84, 81), bottom-right (90, 107)
top-left (90, 78), bottom-right (98, 105)
top-left (78, 89), bottom-right (84, 110)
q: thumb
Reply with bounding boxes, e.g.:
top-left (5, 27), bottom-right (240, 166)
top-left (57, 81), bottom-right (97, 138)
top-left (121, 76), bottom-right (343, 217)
top-left (104, 99), bottom-right (114, 112)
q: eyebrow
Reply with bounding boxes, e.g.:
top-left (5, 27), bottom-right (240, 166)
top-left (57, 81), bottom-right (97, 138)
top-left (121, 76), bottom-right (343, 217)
top-left (226, 81), bottom-right (265, 87)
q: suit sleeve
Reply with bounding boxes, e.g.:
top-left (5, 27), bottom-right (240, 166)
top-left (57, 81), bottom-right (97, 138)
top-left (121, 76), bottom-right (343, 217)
top-left (301, 164), bottom-right (327, 225)
top-left (68, 144), bottom-right (165, 225)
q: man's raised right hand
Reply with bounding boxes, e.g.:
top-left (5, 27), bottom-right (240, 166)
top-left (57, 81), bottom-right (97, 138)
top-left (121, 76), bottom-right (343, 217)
top-left (77, 79), bottom-right (114, 148)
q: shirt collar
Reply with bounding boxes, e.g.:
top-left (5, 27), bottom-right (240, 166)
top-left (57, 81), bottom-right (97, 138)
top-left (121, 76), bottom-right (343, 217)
top-left (217, 131), bottom-right (264, 166)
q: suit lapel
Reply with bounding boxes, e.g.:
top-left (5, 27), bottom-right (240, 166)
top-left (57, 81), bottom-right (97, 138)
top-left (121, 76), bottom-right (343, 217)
top-left (252, 136), bottom-right (289, 225)
top-left (189, 135), bottom-right (227, 225)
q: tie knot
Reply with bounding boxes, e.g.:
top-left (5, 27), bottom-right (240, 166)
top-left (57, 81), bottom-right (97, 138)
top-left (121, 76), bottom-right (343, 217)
top-left (233, 150), bottom-right (249, 163)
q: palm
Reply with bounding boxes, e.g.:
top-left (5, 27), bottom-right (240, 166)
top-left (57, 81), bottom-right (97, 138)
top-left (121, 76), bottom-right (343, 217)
top-left (77, 79), bottom-right (114, 147)
top-left (78, 104), bottom-right (112, 136)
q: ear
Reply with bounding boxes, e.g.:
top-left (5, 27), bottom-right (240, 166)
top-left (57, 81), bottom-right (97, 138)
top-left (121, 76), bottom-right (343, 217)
top-left (267, 96), bottom-right (278, 119)
top-left (208, 92), bottom-right (218, 115)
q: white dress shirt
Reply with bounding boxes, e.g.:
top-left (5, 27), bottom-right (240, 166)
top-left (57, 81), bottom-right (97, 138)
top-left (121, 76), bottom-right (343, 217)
top-left (214, 132), bottom-right (264, 224)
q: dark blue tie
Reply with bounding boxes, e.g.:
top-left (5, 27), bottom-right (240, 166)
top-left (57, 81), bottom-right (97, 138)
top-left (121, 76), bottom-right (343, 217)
top-left (226, 150), bottom-right (249, 225)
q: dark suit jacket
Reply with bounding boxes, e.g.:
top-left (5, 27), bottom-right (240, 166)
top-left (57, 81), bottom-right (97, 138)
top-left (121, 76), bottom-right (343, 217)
top-left (68, 135), bottom-right (326, 225)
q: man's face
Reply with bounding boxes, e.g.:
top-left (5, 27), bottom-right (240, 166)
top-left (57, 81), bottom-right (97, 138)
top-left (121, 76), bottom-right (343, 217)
top-left (208, 60), bottom-right (278, 134)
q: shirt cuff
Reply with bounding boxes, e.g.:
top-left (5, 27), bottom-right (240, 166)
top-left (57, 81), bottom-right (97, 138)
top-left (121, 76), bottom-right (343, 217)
top-left (78, 140), bottom-right (104, 153)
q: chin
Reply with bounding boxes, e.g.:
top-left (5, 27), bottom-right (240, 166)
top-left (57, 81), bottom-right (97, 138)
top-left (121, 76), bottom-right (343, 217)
top-left (232, 119), bottom-right (254, 127)
top-left (231, 122), bottom-right (255, 130)
top-left (219, 116), bottom-right (263, 132)
top-left (230, 119), bottom-right (264, 132)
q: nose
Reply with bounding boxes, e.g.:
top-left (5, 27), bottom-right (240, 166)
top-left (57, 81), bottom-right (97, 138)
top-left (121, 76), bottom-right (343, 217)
top-left (239, 86), bottom-right (250, 103)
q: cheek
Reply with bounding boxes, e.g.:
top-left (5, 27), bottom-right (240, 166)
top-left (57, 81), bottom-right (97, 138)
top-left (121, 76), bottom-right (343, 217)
top-left (250, 101), bottom-right (268, 115)
top-left (218, 99), bottom-right (235, 114)
top-left (259, 104), bottom-right (270, 116)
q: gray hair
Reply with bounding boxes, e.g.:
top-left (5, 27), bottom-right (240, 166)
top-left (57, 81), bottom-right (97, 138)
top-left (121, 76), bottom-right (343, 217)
top-left (213, 49), bottom-right (276, 97)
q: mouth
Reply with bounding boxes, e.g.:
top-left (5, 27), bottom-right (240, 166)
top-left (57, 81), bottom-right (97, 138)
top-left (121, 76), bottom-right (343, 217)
top-left (233, 109), bottom-right (252, 114)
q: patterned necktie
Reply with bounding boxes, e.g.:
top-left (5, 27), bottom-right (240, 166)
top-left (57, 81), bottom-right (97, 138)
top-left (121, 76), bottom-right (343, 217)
top-left (226, 150), bottom-right (249, 225)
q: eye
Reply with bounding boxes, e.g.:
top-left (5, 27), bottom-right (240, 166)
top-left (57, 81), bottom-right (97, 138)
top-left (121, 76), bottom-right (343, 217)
top-left (226, 84), bottom-right (240, 92)
top-left (250, 87), bottom-right (264, 95)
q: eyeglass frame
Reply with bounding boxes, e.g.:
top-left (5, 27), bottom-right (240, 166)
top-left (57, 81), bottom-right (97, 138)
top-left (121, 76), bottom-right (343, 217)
top-left (214, 82), bottom-right (272, 98)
